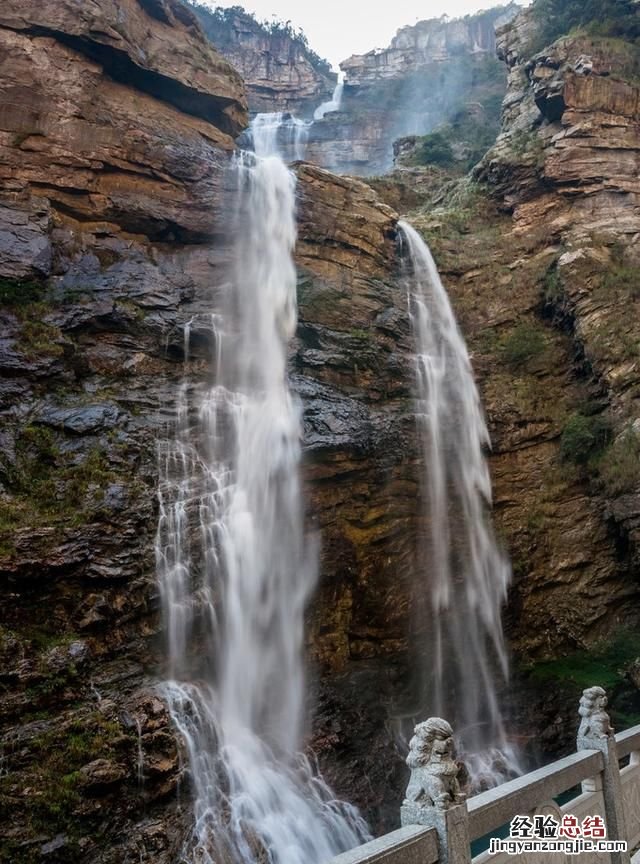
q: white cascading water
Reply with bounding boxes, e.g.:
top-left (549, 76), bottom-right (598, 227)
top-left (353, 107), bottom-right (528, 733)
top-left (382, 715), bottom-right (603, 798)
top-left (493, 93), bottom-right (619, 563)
top-left (155, 124), bottom-right (369, 863)
top-left (313, 78), bottom-right (344, 120)
top-left (398, 220), bottom-right (520, 789)
top-left (245, 77), bottom-right (343, 166)
top-left (250, 112), bottom-right (310, 161)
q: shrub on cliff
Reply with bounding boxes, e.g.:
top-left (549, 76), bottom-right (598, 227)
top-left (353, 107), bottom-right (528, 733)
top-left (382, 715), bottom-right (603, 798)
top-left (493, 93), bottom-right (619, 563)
top-left (599, 426), bottom-right (640, 494)
top-left (415, 130), bottom-right (455, 167)
top-left (531, 0), bottom-right (640, 49)
top-left (499, 322), bottom-right (547, 370)
top-left (0, 277), bottom-right (45, 306)
top-left (560, 412), bottom-right (611, 465)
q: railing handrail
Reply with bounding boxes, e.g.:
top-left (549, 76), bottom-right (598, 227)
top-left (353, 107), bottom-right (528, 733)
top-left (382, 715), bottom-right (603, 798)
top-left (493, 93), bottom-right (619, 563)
top-left (615, 723), bottom-right (640, 759)
top-left (328, 716), bottom-right (640, 864)
top-left (466, 749), bottom-right (604, 840)
top-left (328, 825), bottom-right (439, 864)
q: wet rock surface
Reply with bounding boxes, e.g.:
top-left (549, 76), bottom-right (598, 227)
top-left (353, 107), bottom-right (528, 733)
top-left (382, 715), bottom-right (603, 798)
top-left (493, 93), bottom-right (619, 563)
top-left (0, 0), bottom-right (420, 848)
top-left (0, 1), bottom-right (246, 858)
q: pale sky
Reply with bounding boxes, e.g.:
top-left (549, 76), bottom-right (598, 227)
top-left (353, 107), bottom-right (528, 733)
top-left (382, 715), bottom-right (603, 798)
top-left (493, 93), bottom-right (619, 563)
top-left (200, 1), bottom-right (531, 69)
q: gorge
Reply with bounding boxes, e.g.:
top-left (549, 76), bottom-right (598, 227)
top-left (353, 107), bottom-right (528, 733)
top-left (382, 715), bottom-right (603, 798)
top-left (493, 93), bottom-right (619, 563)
top-left (1, 0), bottom-right (640, 862)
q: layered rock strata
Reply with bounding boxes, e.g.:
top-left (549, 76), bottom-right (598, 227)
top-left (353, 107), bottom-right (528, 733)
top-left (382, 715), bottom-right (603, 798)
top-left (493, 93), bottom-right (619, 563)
top-left (0, 2), bottom-right (248, 860)
top-left (189, 3), bottom-right (336, 116)
top-left (475, 10), bottom-right (640, 653)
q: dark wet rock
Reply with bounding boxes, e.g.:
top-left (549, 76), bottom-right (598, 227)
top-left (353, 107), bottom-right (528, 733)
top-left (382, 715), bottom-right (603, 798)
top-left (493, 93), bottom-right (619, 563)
top-left (79, 759), bottom-right (128, 794)
top-left (37, 403), bottom-right (120, 435)
top-left (0, 199), bottom-right (53, 279)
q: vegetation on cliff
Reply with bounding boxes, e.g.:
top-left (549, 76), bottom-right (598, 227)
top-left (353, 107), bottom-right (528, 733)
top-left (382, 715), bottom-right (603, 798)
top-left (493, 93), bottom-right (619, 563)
top-left (531, 0), bottom-right (640, 50)
top-left (2, 0), bottom-right (640, 857)
top-left (393, 56), bottom-right (506, 172)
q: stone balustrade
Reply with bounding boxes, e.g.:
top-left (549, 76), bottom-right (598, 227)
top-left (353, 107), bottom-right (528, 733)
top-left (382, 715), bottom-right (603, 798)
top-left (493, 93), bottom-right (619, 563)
top-left (329, 687), bottom-right (640, 864)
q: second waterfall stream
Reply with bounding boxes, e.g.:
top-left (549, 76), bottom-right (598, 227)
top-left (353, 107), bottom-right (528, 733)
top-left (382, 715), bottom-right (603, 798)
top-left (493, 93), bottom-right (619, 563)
top-left (398, 220), bottom-right (519, 787)
top-left (155, 128), bottom-right (369, 862)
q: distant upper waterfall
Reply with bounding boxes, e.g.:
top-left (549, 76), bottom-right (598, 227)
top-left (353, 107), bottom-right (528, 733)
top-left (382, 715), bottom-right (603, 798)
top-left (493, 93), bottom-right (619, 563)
top-left (244, 79), bottom-right (344, 165)
top-left (398, 220), bottom-right (520, 788)
top-left (314, 78), bottom-right (344, 120)
top-left (155, 124), bottom-right (369, 863)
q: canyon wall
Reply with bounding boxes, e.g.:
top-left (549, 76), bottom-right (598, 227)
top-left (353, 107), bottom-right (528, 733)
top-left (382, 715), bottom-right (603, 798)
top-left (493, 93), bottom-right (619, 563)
top-left (0, 1), bottom-right (243, 860)
top-left (2, 0), bottom-right (640, 860)
top-left (188, 3), bottom-right (336, 116)
top-left (367, 2), bottom-right (640, 757)
top-left (478, 8), bottom-right (640, 655)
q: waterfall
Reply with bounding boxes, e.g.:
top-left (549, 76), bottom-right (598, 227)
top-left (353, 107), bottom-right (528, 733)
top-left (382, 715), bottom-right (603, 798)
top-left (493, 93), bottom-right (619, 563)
top-left (155, 124), bottom-right (369, 864)
top-left (250, 112), bottom-right (310, 161)
top-left (398, 220), bottom-right (520, 789)
top-left (313, 79), bottom-right (344, 121)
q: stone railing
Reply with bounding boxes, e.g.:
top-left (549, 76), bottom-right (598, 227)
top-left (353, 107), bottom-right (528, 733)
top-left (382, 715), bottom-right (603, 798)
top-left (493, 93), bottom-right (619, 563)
top-left (330, 687), bottom-right (640, 864)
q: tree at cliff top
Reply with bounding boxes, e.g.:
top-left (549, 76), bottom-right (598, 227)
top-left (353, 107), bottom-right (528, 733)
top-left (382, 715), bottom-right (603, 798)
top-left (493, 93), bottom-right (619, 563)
top-left (530, 0), bottom-right (640, 50)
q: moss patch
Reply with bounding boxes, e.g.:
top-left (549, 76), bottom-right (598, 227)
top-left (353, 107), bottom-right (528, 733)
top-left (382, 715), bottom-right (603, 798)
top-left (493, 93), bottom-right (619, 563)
top-left (0, 277), bottom-right (46, 307)
top-left (524, 629), bottom-right (640, 728)
top-left (0, 712), bottom-right (131, 848)
top-left (0, 432), bottom-right (123, 555)
top-left (499, 323), bottom-right (548, 371)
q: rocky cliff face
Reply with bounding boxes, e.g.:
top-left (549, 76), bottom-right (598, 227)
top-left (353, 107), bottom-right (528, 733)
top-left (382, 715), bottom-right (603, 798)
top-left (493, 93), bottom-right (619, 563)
top-left (189, 3), bottom-right (336, 116)
top-left (305, 5), bottom-right (517, 174)
top-left (341, 4), bottom-right (518, 86)
top-left (366, 3), bottom-right (640, 756)
top-left (366, 2), bottom-right (640, 668)
top-left (3, 0), bottom-right (640, 859)
top-left (476, 9), bottom-right (640, 654)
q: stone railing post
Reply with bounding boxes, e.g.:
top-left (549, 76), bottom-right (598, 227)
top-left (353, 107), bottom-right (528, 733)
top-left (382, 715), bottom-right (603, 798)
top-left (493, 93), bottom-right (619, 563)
top-left (577, 686), bottom-right (630, 864)
top-left (400, 717), bottom-right (471, 864)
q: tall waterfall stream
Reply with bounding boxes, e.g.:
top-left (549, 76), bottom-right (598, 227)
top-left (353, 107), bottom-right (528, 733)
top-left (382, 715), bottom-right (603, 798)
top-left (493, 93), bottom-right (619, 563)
top-left (156, 109), bottom-right (517, 863)
top-left (155, 127), bottom-right (369, 863)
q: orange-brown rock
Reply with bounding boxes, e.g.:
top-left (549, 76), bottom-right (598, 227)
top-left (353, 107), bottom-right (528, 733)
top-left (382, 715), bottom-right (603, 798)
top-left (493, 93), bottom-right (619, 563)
top-left (0, 0), bottom-right (247, 134)
top-left (0, 2), bottom-right (247, 860)
top-left (469, 14), bottom-right (640, 656)
top-left (0, 12), bottom-right (247, 251)
top-left (0, 0), bottom-right (419, 840)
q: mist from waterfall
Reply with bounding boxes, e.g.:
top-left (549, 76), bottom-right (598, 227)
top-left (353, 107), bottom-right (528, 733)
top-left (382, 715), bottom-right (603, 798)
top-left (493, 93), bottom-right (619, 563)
top-left (398, 220), bottom-right (520, 789)
top-left (155, 125), bottom-right (369, 863)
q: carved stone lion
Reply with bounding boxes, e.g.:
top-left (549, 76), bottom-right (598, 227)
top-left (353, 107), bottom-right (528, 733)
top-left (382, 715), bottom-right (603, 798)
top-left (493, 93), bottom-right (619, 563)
top-left (578, 686), bottom-right (614, 741)
top-left (402, 717), bottom-right (466, 812)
